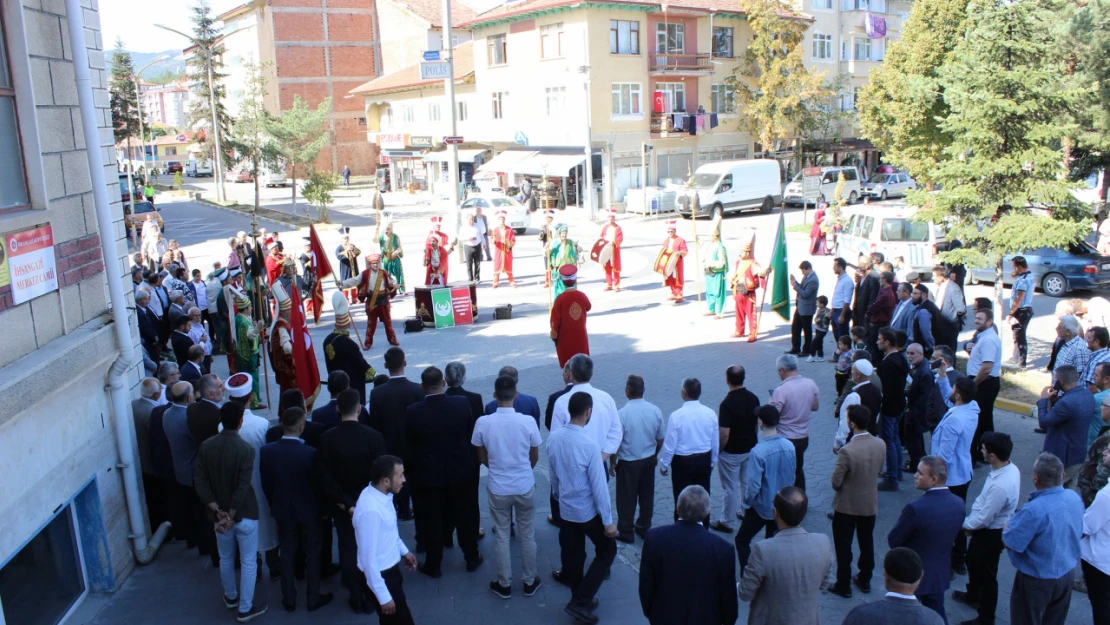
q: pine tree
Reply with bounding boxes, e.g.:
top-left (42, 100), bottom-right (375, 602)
top-left (226, 61), bottom-right (281, 216)
top-left (109, 39), bottom-right (140, 166)
top-left (186, 0), bottom-right (232, 170)
top-left (856, 0), bottom-right (970, 184)
top-left (264, 95), bottom-right (332, 216)
top-left (1064, 0), bottom-right (1110, 212)
top-left (909, 0), bottom-right (1090, 308)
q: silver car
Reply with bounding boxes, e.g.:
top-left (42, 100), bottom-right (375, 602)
top-left (862, 173), bottom-right (916, 200)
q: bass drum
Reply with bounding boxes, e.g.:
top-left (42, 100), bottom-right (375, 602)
top-left (654, 248), bottom-right (675, 277)
top-left (590, 238), bottom-right (614, 266)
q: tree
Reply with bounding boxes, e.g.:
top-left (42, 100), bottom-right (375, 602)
top-left (109, 39), bottom-right (140, 166)
top-left (1064, 0), bottom-right (1110, 214)
top-left (185, 0), bottom-right (233, 170)
top-left (265, 95), bottom-right (332, 216)
top-left (302, 171), bottom-right (340, 223)
top-left (724, 0), bottom-right (833, 174)
top-left (146, 69), bottom-right (184, 86)
top-left (173, 171), bottom-right (184, 189)
top-left (856, 0), bottom-right (970, 185)
top-left (908, 0), bottom-right (1090, 311)
top-left (226, 61), bottom-right (281, 214)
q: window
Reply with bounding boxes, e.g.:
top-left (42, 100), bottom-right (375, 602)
top-left (655, 82), bottom-right (686, 113)
top-left (457, 100), bottom-right (468, 122)
top-left (383, 106), bottom-right (394, 125)
top-left (487, 34), bottom-right (508, 66)
top-left (614, 165), bottom-right (642, 202)
top-left (813, 0), bottom-right (833, 8)
top-left (545, 86), bottom-right (566, 116)
top-left (699, 147), bottom-right (750, 164)
top-left (0, 16), bottom-right (29, 210)
top-left (400, 105), bottom-right (414, 124)
top-left (610, 20), bottom-right (640, 55)
top-left (358, 117), bottom-right (367, 125)
top-left (710, 84), bottom-right (735, 114)
top-left (712, 27), bottom-right (733, 58)
top-left (812, 33), bottom-right (833, 60)
top-left (427, 103), bottom-right (440, 122)
top-left (611, 83), bottom-right (642, 116)
top-left (492, 92), bottom-right (507, 119)
top-left (541, 23), bottom-right (563, 58)
top-left (451, 34), bottom-right (463, 48)
top-left (165, 146), bottom-right (177, 156)
top-left (0, 506), bottom-right (85, 625)
top-left (853, 87), bottom-right (862, 110)
top-left (854, 37), bottom-right (871, 60)
top-left (655, 23), bottom-right (684, 53)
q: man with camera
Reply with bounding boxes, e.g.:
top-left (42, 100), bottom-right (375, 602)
top-left (1037, 364), bottom-right (1096, 489)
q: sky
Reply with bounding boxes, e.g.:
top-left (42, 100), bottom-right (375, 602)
top-left (99, 0), bottom-right (241, 53)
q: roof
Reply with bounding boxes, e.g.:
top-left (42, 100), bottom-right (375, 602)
top-left (387, 0), bottom-right (477, 27)
top-left (460, 0), bottom-right (812, 29)
top-left (349, 41), bottom-right (474, 96)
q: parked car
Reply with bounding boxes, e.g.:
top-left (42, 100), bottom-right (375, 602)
top-left (118, 173), bottom-right (132, 204)
top-left (676, 159), bottom-right (781, 218)
top-left (262, 167), bottom-right (288, 187)
top-left (124, 201), bottom-right (163, 237)
top-left (186, 157), bottom-right (213, 177)
top-left (783, 166), bottom-right (862, 207)
top-left (862, 172), bottom-right (916, 200)
top-left (968, 242), bottom-right (1110, 297)
top-left (225, 168), bottom-right (254, 183)
top-left (460, 194), bottom-right (531, 234)
top-left (834, 205), bottom-right (947, 274)
top-left (163, 161), bottom-right (183, 175)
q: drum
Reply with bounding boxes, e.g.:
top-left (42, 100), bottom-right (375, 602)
top-left (589, 238), bottom-right (613, 266)
top-left (413, 283), bottom-right (479, 327)
top-left (654, 248), bottom-right (674, 276)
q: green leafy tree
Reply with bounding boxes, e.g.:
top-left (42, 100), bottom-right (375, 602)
top-left (1064, 0), bottom-right (1110, 214)
top-left (302, 171), bottom-right (340, 223)
top-left (226, 61), bottom-right (282, 214)
top-left (856, 0), bottom-right (970, 185)
top-left (909, 0), bottom-right (1089, 310)
top-left (265, 95), bottom-right (332, 215)
top-left (147, 69), bottom-right (184, 86)
top-left (173, 171), bottom-right (184, 189)
top-left (109, 39), bottom-right (140, 168)
top-left (185, 0), bottom-right (233, 170)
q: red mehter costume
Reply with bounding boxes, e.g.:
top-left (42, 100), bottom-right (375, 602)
top-left (344, 254), bottom-right (399, 349)
top-left (490, 211), bottom-right (516, 288)
top-left (263, 237), bottom-right (283, 286)
top-left (268, 281), bottom-right (322, 407)
top-left (732, 257), bottom-right (766, 342)
top-left (662, 225), bottom-right (688, 301)
top-left (424, 216), bottom-right (451, 285)
top-left (599, 213), bottom-right (623, 290)
top-left (550, 264), bottom-right (591, 368)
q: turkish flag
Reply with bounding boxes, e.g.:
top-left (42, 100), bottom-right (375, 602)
top-left (308, 224), bottom-right (333, 324)
top-left (289, 284), bottom-right (322, 405)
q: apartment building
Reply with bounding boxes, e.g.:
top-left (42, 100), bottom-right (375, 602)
top-left (1, 0), bottom-right (154, 622)
top-left (138, 80), bottom-right (192, 129)
top-left (116, 132), bottom-right (196, 171)
top-left (379, 0), bottom-right (476, 74)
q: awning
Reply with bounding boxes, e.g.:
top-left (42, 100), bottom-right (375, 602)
top-left (511, 152), bottom-right (587, 176)
top-left (422, 148), bottom-right (490, 163)
top-left (478, 150), bottom-right (536, 173)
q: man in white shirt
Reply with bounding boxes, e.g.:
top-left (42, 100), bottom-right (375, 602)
top-left (834, 360), bottom-right (881, 454)
top-left (461, 213), bottom-right (485, 283)
top-left (830, 257), bottom-right (855, 341)
top-left (551, 354), bottom-right (623, 463)
top-left (472, 375), bottom-right (543, 599)
top-left (952, 432), bottom-right (1020, 625)
top-left (657, 378), bottom-right (719, 528)
top-left (353, 455), bottom-right (418, 623)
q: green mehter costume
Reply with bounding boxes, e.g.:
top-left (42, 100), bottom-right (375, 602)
top-left (549, 224), bottom-right (580, 298)
top-left (378, 229), bottom-right (405, 294)
top-left (233, 293), bottom-right (262, 408)
top-left (705, 216), bottom-right (728, 317)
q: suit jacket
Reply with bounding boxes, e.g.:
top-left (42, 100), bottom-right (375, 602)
top-left (639, 521), bottom-right (738, 625)
top-left (186, 399), bottom-right (223, 449)
top-left (260, 438), bottom-right (319, 524)
top-left (180, 360), bottom-right (203, 388)
top-left (136, 306), bottom-right (160, 356)
top-left (545, 383), bottom-right (573, 431)
top-left (905, 360), bottom-right (936, 434)
top-left (404, 394), bottom-right (478, 488)
top-left (853, 270), bottom-right (880, 326)
top-left (794, 272), bottom-right (819, 316)
top-left (310, 398), bottom-right (370, 430)
top-left (936, 281), bottom-right (966, 326)
top-left (738, 527), bottom-right (833, 625)
top-left (445, 385), bottom-right (484, 423)
top-left (316, 420), bottom-right (388, 510)
top-left (889, 298), bottom-right (915, 335)
top-left (265, 421), bottom-right (326, 449)
top-left (148, 403), bottom-right (175, 480)
top-left (322, 331), bottom-right (374, 404)
top-left (131, 398), bottom-right (157, 475)
top-left (368, 376), bottom-right (425, 461)
top-left (866, 284), bottom-right (896, 326)
top-left (842, 595), bottom-right (944, 625)
top-left (887, 488), bottom-right (965, 596)
top-left (831, 432), bottom-right (885, 516)
top-left (171, 331), bottom-right (194, 366)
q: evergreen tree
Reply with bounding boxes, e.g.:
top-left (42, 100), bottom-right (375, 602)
top-left (226, 61), bottom-right (281, 216)
top-left (109, 39), bottom-right (140, 162)
top-left (909, 0), bottom-right (1089, 308)
top-left (185, 0), bottom-right (232, 169)
top-left (1064, 0), bottom-right (1110, 212)
top-left (856, 0), bottom-right (970, 184)
top-left (264, 95), bottom-right (332, 216)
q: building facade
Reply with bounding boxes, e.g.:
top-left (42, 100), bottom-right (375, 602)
top-left (138, 80), bottom-right (192, 130)
top-left (378, 0), bottom-right (476, 75)
top-left (1, 0), bottom-right (150, 623)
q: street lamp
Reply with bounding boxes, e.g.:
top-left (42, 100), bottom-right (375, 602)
top-left (154, 23), bottom-right (227, 204)
top-left (134, 54), bottom-right (170, 185)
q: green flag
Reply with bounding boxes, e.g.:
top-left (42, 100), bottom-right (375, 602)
top-left (769, 210), bottom-right (790, 322)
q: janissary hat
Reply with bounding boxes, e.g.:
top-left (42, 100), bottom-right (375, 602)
top-left (555, 223), bottom-right (569, 234)
top-left (710, 214), bottom-right (723, 239)
top-left (332, 291), bottom-right (351, 327)
top-left (559, 263), bottom-right (578, 283)
top-left (235, 292), bottom-right (251, 309)
top-left (544, 210), bottom-right (555, 219)
top-left (264, 236), bottom-right (277, 250)
top-left (430, 216), bottom-right (444, 225)
top-left (367, 253), bottom-right (382, 263)
top-left (738, 227), bottom-right (756, 252)
top-left (495, 210), bottom-right (507, 219)
top-left (271, 281), bottom-right (292, 312)
top-left (605, 210), bottom-right (617, 219)
top-left (666, 220), bottom-right (677, 232)
top-left (226, 373), bottom-right (253, 398)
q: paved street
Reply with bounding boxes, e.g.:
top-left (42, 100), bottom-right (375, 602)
top-left (83, 198), bottom-right (1098, 624)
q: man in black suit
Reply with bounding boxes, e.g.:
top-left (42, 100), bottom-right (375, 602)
top-left (260, 408), bottom-right (334, 613)
top-left (443, 361), bottom-right (485, 543)
top-left (842, 548), bottom-right (944, 625)
top-left (368, 347), bottom-right (424, 520)
top-left (135, 290), bottom-right (161, 359)
top-left (170, 313), bottom-right (194, 366)
top-left (546, 362), bottom-right (575, 526)
top-left (317, 388), bottom-right (387, 614)
top-left (852, 255), bottom-right (880, 329)
top-left (312, 371), bottom-right (371, 429)
top-left (322, 291), bottom-right (376, 404)
top-left (180, 344), bottom-right (205, 390)
top-left (405, 366), bottom-right (483, 577)
top-left (888, 455), bottom-right (966, 623)
top-left (639, 485), bottom-right (738, 625)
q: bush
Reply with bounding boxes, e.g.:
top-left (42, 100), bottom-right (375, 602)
top-left (173, 171), bottom-right (183, 189)
top-left (302, 170), bottom-right (341, 222)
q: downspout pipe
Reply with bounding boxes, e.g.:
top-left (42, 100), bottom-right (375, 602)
top-left (65, 0), bottom-right (170, 564)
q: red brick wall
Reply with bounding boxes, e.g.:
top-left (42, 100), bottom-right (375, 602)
top-left (328, 46), bottom-right (376, 77)
top-left (328, 13), bottom-right (374, 41)
top-left (275, 47), bottom-right (327, 77)
top-left (278, 83), bottom-right (330, 109)
top-left (0, 233), bottom-right (104, 313)
top-left (274, 12), bottom-right (323, 40)
top-left (327, 0), bottom-right (370, 8)
top-left (270, 0), bottom-right (322, 7)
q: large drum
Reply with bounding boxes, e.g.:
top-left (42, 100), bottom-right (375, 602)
top-left (589, 238), bottom-right (614, 266)
top-left (413, 282), bottom-right (478, 327)
top-left (653, 248), bottom-right (679, 277)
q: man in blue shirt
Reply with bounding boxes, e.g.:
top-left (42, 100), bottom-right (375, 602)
top-left (1006, 256), bottom-right (1035, 367)
top-left (1037, 365), bottom-right (1096, 489)
top-left (484, 365), bottom-right (542, 428)
top-left (613, 374), bottom-right (665, 543)
top-left (734, 405), bottom-right (796, 575)
top-left (1003, 452), bottom-right (1084, 625)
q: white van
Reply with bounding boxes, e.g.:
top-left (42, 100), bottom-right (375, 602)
top-left (677, 159), bottom-right (782, 218)
top-left (263, 167), bottom-right (288, 187)
top-left (783, 166), bottom-right (862, 207)
top-left (834, 205), bottom-right (946, 273)
top-left (186, 157), bottom-right (213, 177)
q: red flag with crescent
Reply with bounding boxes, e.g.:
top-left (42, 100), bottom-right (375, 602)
top-left (289, 284), bottom-right (322, 405)
top-left (308, 224), bottom-right (333, 324)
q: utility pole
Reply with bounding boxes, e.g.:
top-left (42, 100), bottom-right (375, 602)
top-left (442, 0), bottom-right (462, 259)
top-left (580, 32), bottom-right (595, 219)
top-left (133, 55), bottom-right (170, 186)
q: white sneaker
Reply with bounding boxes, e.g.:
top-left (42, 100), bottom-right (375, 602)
top-left (805, 356), bottom-right (814, 363)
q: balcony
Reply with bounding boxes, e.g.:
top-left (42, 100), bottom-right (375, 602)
top-left (649, 52), bottom-right (713, 75)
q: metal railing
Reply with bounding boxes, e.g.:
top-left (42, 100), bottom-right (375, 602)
top-left (649, 52), bottom-right (712, 72)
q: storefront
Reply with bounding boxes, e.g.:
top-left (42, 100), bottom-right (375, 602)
top-left (422, 147), bottom-right (491, 197)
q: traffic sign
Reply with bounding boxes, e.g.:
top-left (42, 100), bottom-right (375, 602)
top-left (802, 175), bottom-right (821, 201)
top-left (422, 50), bottom-right (440, 61)
top-left (444, 136), bottom-right (464, 145)
top-left (419, 61), bottom-right (450, 80)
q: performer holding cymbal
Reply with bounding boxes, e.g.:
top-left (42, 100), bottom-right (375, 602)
top-left (592, 210), bottom-right (623, 291)
top-left (655, 221), bottom-right (688, 303)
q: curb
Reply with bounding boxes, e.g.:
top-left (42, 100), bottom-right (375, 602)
top-left (996, 396), bottom-right (1036, 416)
top-left (195, 197), bottom-right (302, 229)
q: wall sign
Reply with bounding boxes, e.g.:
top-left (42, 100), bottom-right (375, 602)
top-left (6, 224), bottom-right (58, 303)
top-left (409, 136), bottom-right (434, 148)
top-left (430, 286), bottom-right (474, 328)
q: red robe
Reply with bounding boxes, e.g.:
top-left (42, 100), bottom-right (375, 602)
top-left (269, 288), bottom-right (322, 406)
top-left (491, 225), bottom-right (515, 278)
top-left (663, 235), bottom-right (688, 296)
top-left (264, 253), bottom-right (283, 285)
top-left (550, 288), bottom-right (591, 368)
top-left (425, 231), bottom-right (450, 285)
top-left (600, 223), bottom-right (623, 273)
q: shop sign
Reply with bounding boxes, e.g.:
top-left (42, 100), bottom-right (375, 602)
top-left (409, 136), bottom-right (434, 148)
top-left (376, 133), bottom-right (408, 150)
top-left (5, 224), bottom-right (58, 303)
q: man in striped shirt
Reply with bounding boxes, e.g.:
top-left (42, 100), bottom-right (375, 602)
top-left (1082, 327), bottom-right (1110, 391)
top-left (549, 391), bottom-right (618, 625)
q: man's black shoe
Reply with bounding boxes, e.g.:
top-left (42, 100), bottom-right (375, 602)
top-left (307, 593), bottom-right (333, 612)
top-left (827, 583), bottom-right (852, 599)
top-left (634, 527), bottom-right (648, 540)
top-left (952, 590), bottom-right (980, 608)
top-left (960, 619), bottom-right (991, 625)
top-left (564, 602), bottom-right (599, 624)
top-left (523, 577), bottom-right (542, 597)
top-left (282, 602), bottom-right (296, 613)
top-left (1034, 427), bottom-right (1047, 434)
top-left (852, 575), bottom-right (871, 594)
top-left (466, 553), bottom-right (484, 572)
top-left (489, 581), bottom-right (511, 599)
top-left (418, 564), bottom-right (442, 579)
top-left (348, 596), bottom-right (365, 614)
top-left (953, 562), bottom-right (968, 576)
top-left (615, 533), bottom-right (634, 543)
top-left (398, 512), bottom-right (414, 521)
top-left (551, 569), bottom-right (575, 588)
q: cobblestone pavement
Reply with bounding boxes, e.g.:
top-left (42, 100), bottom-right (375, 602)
top-left (85, 202), bottom-right (1096, 624)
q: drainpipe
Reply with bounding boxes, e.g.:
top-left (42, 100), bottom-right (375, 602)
top-left (66, 0), bottom-right (170, 564)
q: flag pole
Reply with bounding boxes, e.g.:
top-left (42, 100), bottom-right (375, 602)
top-left (686, 169), bottom-right (703, 312)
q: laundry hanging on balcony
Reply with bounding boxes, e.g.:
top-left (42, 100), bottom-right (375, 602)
top-left (864, 13), bottom-right (887, 38)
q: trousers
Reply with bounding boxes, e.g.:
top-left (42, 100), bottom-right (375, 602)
top-left (277, 520), bottom-right (322, 607)
top-left (558, 515), bottom-right (616, 607)
top-left (603, 263), bottom-right (620, 288)
top-left (333, 511), bottom-right (364, 607)
top-left (965, 528), bottom-right (1004, 623)
top-left (216, 518), bottom-right (259, 613)
top-left (1010, 570), bottom-right (1072, 625)
top-left (787, 437), bottom-right (809, 492)
top-left (716, 452), bottom-right (749, 528)
top-left (412, 481), bottom-right (480, 573)
top-left (881, 414), bottom-right (903, 484)
top-left (364, 564), bottom-right (415, 625)
top-left (735, 508), bottom-right (777, 574)
top-left (670, 452), bottom-right (712, 527)
top-left (1082, 559), bottom-right (1110, 625)
top-left (615, 456), bottom-right (656, 536)
top-left (735, 292), bottom-right (757, 337)
top-left (949, 482), bottom-right (969, 570)
top-left (972, 376), bottom-right (1001, 464)
top-left (791, 311), bottom-right (813, 355)
top-left (489, 487), bottom-right (537, 586)
top-left (832, 512), bottom-right (876, 587)
top-left (363, 303), bottom-right (398, 348)
top-left (464, 244), bottom-right (482, 282)
top-left (1013, 308), bottom-right (1034, 366)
